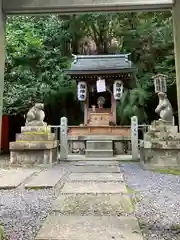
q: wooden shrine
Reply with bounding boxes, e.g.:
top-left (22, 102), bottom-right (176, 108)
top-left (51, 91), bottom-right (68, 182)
top-left (66, 54), bottom-right (137, 137)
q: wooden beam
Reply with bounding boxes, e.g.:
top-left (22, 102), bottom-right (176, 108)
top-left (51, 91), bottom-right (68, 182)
top-left (173, 0), bottom-right (180, 128)
top-left (3, 0), bottom-right (173, 14)
top-left (0, 1), bottom-right (5, 151)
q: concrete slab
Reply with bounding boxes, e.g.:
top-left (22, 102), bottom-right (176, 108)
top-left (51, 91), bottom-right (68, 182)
top-left (52, 193), bottom-right (134, 215)
top-left (68, 173), bottom-right (124, 182)
top-left (71, 165), bottom-right (120, 173)
top-left (36, 215), bottom-right (143, 240)
top-left (61, 182), bottom-right (127, 194)
top-left (72, 161), bottom-right (119, 166)
top-left (0, 169), bottom-right (36, 189)
top-left (24, 169), bottom-right (64, 189)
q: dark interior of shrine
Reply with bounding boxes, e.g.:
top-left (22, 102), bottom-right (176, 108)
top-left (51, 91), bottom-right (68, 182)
top-left (89, 90), bottom-right (112, 108)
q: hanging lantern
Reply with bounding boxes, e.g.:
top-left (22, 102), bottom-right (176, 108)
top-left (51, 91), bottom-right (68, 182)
top-left (113, 80), bottom-right (124, 100)
top-left (77, 81), bottom-right (87, 101)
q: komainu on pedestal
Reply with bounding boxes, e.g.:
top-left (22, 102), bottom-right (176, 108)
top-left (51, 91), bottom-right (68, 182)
top-left (140, 93), bottom-right (180, 169)
top-left (10, 103), bottom-right (59, 166)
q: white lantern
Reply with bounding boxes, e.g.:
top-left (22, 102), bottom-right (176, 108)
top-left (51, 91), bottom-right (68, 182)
top-left (113, 80), bottom-right (124, 100)
top-left (153, 74), bottom-right (167, 93)
top-left (77, 81), bottom-right (87, 101)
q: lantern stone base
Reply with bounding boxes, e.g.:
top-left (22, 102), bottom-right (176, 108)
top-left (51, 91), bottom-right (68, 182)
top-left (9, 125), bottom-right (59, 166)
top-left (140, 120), bottom-right (180, 169)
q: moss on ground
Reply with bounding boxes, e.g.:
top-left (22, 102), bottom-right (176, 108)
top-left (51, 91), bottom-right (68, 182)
top-left (126, 185), bottom-right (140, 210)
top-left (152, 168), bottom-right (180, 175)
top-left (170, 224), bottom-right (180, 230)
top-left (126, 185), bottom-right (139, 194)
top-left (0, 224), bottom-right (6, 240)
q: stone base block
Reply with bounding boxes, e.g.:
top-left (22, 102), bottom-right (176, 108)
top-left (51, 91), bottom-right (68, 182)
top-left (16, 132), bottom-right (56, 141)
top-left (140, 147), bottom-right (180, 169)
top-left (141, 121), bottom-right (180, 169)
top-left (21, 125), bottom-right (51, 133)
top-left (114, 141), bottom-right (125, 154)
top-left (10, 148), bottom-right (58, 165)
top-left (10, 140), bottom-right (58, 150)
top-left (148, 121), bottom-right (178, 135)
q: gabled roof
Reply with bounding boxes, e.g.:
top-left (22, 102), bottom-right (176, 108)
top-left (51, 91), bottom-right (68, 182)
top-left (66, 54), bottom-right (137, 75)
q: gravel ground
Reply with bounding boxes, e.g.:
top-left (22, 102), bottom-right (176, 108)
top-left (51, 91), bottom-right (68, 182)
top-left (0, 188), bottom-right (56, 240)
top-left (0, 161), bottom-right (71, 240)
top-left (1, 161), bottom-right (180, 240)
top-left (121, 163), bottom-right (180, 240)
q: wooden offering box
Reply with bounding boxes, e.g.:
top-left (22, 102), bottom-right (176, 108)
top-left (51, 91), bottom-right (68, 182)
top-left (89, 112), bottom-right (110, 126)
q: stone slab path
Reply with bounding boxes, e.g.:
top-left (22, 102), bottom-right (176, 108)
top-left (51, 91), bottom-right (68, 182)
top-left (0, 168), bottom-right (38, 189)
top-left (71, 165), bottom-right (120, 173)
top-left (52, 193), bottom-right (134, 215)
top-left (0, 161), bottom-right (144, 239)
top-left (24, 169), bottom-right (64, 189)
top-left (36, 215), bottom-right (143, 240)
top-left (35, 160), bottom-right (144, 240)
top-left (68, 172), bottom-right (124, 181)
top-left (61, 181), bottom-right (127, 194)
top-left (72, 160), bottom-right (119, 166)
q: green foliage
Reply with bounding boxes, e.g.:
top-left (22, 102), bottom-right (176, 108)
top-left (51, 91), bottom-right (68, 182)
top-left (4, 12), bottom-right (175, 125)
top-left (117, 88), bottom-right (151, 124)
top-left (4, 16), bottom-right (74, 115)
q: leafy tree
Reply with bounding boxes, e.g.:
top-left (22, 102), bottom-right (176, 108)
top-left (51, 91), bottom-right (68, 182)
top-left (3, 11), bottom-right (176, 125)
top-left (4, 16), bottom-right (74, 116)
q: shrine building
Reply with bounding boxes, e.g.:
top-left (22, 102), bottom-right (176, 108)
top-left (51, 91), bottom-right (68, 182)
top-left (66, 54), bottom-right (137, 157)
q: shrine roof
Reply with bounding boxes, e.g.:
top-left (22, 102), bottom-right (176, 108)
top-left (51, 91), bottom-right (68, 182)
top-left (66, 54), bottom-right (137, 76)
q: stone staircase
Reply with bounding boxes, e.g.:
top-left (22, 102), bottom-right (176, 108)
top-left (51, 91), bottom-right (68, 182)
top-left (35, 161), bottom-right (144, 240)
top-left (85, 140), bottom-right (113, 157)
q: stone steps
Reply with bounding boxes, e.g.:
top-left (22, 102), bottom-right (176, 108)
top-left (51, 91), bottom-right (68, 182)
top-left (86, 140), bottom-right (113, 150)
top-left (85, 140), bottom-right (114, 157)
top-left (70, 165), bottom-right (120, 173)
top-left (67, 154), bottom-right (135, 162)
top-left (85, 149), bottom-right (113, 157)
top-left (71, 160), bottom-right (119, 166)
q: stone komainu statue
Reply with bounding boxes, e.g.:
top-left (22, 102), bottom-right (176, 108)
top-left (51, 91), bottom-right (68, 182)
top-left (26, 103), bottom-right (45, 125)
top-left (155, 92), bottom-right (173, 122)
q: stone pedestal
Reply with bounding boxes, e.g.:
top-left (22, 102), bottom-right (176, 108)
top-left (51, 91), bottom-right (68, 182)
top-left (10, 125), bottom-right (59, 166)
top-left (140, 120), bottom-right (180, 169)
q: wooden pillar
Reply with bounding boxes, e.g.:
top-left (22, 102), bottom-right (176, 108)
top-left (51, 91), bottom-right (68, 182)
top-left (111, 94), bottom-right (117, 124)
top-left (173, 0), bottom-right (180, 128)
top-left (84, 90), bottom-right (89, 125)
top-left (0, 2), bottom-right (5, 151)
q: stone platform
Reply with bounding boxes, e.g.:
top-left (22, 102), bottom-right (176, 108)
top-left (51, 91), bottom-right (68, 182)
top-left (140, 120), bottom-right (180, 169)
top-left (10, 125), bottom-right (59, 166)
